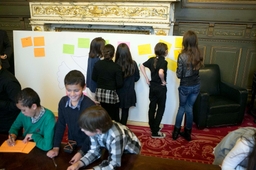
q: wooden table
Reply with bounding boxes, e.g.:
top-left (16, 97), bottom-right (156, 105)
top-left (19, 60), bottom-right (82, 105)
top-left (0, 134), bottom-right (220, 170)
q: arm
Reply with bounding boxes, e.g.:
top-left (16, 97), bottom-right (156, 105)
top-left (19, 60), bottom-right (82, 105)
top-left (32, 111), bottom-right (56, 151)
top-left (0, 80), bottom-right (21, 112)
top-left (176, 55), bottom-right (183, 79)
top-left (0, 30), bottom-right (12, 59)
top-left (140, 64), bottom-right (150, 85)
top-left (93, 135), bottom-right (123, 169)
top-left (221, 138), bottom-right (250, 170)
top-left (74, 137), bottom-right (102, 168)
top-left (92, 63), bottom-right (98, 82)
top-left (159, 69), bottom-right (166, 86)
top-left (134, 62), bottom-right (140, 82)
top-left (8, 113), bottom-right (23, 135)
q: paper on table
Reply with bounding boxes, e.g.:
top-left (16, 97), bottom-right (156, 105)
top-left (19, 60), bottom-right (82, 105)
top-left (0, 140), bottom-right (36, 154)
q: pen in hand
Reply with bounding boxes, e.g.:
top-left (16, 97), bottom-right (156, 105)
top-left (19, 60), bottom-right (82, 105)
top-left (8, 134), bottom-right (15, 146)
top-left (52, 157), bottom-right (57, 167)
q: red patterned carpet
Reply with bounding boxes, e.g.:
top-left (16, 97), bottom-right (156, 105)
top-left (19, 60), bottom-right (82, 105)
top-left (62, 112), bottom-right (256, 164)
top-left (126, 113), bottom-right (256, 164)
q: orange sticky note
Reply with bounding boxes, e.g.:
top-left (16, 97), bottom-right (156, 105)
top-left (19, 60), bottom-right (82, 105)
top-left (0, 140), bottom-right (36, 154)
top-left (34, 48), bottom-right (45, 57)
top-left (21, 37), bottom-right (33, 47)
top-left (34, 37), bottom-right (45, 46)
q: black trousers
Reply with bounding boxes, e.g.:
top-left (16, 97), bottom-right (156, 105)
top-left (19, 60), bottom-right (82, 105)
top-left (148, 85), bottom-right (167, 134)
top-left (100, 102), bottom-right (120, 122)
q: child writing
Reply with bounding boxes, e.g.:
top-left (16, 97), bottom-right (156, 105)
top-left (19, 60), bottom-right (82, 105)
top-left (47, 70), bottom-right (95, 163)
top-left (213, 127), bottom-right (256, 170)
top-left (140, 42), bottom-right (168, 138)
top-left (172, 30), bottom-right (203, 141)
top-left (115, 43), bottom-right (140, 125)
top-left (86, 37), bottom-right (105, 103)
top-left (7, 87), bottom-right (55, 151)
top-left (92, 44), bottom-right (123, 122)
top-left (67, 105), bottom-right (141, 170)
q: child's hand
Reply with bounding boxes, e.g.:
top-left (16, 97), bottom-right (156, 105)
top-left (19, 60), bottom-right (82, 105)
top-left (23, 134), bottom-right (32, 143)
top-left (47, 147), bottom-right (60, 158)
top-left (69, 152), bottom-right (82, 164)
top-left (7, 134), bottom-right (16, 146)
top-left (161, 81), bottom-right (167, 86)
top-left (67, 161), bottom-right (83, 170)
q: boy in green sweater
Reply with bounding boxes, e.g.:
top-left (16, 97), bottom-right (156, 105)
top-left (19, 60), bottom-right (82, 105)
top-left (7, 87), bottom-right (55, 151)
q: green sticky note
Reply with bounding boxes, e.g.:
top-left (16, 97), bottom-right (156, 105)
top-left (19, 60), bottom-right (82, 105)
top-left (78, 38), bottom-right (90, 48)
top-left (63, 44), bottom-right (74, 54)
top-left (105, 40), bottom-right (109, 45)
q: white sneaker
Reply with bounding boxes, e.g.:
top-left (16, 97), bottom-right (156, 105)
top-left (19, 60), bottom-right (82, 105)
top-left (151, 132), bottom-right (166, 138)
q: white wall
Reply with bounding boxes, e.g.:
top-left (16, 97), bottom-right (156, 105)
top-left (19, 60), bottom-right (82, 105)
top-left (14, 31), bottom-right (182, 125)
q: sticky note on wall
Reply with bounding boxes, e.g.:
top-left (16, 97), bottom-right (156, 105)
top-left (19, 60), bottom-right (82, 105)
top-left (166, 57), bottom-right (177, 72)
top-left (175, 37), bottom-right (183, 48)
top-left (78, 38), bottom-right (90, 48)
top-left (174, 49), bottom-right (181, 60)
top-left (63, 44), bottom-right (74, 54)
top-left (34, 37), bottom-right (45, 46)
top-left (138, 44), bottom-right (152, 55)
top-left (21, 37), bottom-right (33, 47)
top-left (34, 48), bottom-right (45, 57)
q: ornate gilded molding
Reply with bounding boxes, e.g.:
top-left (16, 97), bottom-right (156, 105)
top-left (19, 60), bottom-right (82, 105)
top-left (29, 2), bottom-right (176, 35)
top-left (31, 3), bottom-right (169, 20)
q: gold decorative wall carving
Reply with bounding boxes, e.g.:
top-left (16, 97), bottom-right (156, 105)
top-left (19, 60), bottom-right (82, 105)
top-left (29, 2), bottom-right (177, 35)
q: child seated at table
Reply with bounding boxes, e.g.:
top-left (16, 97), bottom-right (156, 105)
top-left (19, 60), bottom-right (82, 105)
top-left (67, 105), bottom-right (141, 170)
top-left (47, 70), bottom-right (95, 164)
top-left (7, 87), bottom-right (55, 151)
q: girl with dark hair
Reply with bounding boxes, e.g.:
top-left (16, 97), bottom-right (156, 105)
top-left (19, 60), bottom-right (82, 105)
top-left (213, 127), bottom-right (256, 170)
top-left (86, 37), bottom-right (105, 103)
top-left (92, 44), bottom-right (123, 122)
top-left (140, 42), bottom-right (168, 138)
top-left (115, 43), bottom-right (140, 125)
top-left (172, 30), bottom-right (204, 141)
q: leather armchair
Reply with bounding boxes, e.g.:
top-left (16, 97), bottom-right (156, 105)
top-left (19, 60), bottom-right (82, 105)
top-left (193, 64), bottom-right (248, 129)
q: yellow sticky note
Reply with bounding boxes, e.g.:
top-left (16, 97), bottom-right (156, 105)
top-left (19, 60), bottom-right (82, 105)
top-left (166, 58), bottom-right (177, 72)
top-left (159, 40), bottom-right (172, 51)
top-left (34, 37), bottom-right (45, 46)
top-left (21, 37), bottom-right (33, 47)
top-left (174, 49), bottom-right (181, 61)
top-left (34, 48), bottom-right (45, 57)
top-left (175, 37), bottom-right (183, 48)
top-left (148, 54), bottom-right (155, 59)
top-left (138, 44), bottom-right (152, 55)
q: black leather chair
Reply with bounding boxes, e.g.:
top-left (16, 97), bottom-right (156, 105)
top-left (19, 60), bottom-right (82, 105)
top-left (193, 64), bottom-right (248, 129)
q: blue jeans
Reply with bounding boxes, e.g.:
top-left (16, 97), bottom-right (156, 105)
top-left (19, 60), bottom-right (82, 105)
top-left (174, 84), bottom-right (200, 129)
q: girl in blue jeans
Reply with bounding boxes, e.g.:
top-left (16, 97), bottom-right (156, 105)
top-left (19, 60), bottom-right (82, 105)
top-left (172, 30), bottom-right (204, 141)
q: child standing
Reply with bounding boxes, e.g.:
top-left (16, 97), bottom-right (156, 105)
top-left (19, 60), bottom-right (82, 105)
top-left (92, 44), bottom-right (123, 122)
top-left (47, 70), bottom-right (95, 163)
top-left (86, 37), bottom-right (105, 103)
top-left (67, 105), bottom-right (141, 170)
top-left (140, 42), bottom-right (168, 138)
top-left (115, 43), bottom-right (140, 125)
top-left (7, 87), bottom-right (55, 151)
top-left (172, 30), bottom-right (203, 141)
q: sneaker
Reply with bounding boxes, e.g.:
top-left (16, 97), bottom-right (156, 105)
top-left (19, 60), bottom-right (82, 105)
top-left (151, 132), bottom-right (166, 138)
